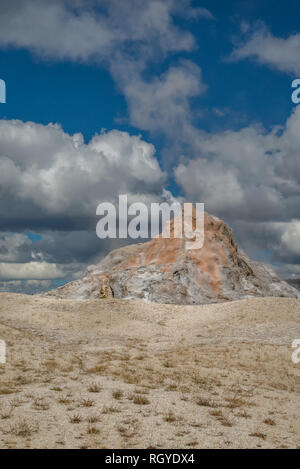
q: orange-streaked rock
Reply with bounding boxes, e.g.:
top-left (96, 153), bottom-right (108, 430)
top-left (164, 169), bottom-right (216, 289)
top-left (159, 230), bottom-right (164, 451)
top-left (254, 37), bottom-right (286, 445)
top-left (46, 212), bottom-right (299, 304)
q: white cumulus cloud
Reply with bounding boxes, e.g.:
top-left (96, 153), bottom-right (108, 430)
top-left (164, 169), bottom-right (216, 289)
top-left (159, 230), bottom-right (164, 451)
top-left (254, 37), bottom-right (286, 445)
top-left (230, 24), bottom-right (300, 75)
top-left (0, 262), bottom-right (65, 280)
top-left (0, 120), bottom-right (166, 227)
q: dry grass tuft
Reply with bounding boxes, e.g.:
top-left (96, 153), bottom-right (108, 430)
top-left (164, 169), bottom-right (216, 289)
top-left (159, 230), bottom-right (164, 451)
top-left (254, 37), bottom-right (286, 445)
top-left (132, 395), bottom-right (150, 405)
top-left (69, 414), bottom-right (82, 424)
top-left (87, 415), bottom-right (100, 424)
top-left (81, 399), bottom-right (95, 408)
top-left (196, 397), bottom-right (217, 408)
top-left (88, 383), bottom-right (101, 393)
top-left (8, 418), bottom-right (39, 437)
top-left (86, 424), bottom-right (100, 435)
top-left (263, 418), bottom-right (276, 426)
top-left (249, 432), bottom-right (267, 440)
top-left (112, 390), bottom-right (123, 400)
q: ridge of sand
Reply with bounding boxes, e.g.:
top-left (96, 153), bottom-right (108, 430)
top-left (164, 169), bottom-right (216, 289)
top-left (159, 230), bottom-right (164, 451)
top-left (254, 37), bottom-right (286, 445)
top-left (0, 293), bottom-right (299, 449)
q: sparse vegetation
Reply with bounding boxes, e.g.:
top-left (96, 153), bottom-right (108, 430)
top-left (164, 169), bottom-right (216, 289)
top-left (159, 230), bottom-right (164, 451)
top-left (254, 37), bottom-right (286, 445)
top-left (86, 424), bottom-right (100, 435)
top-left (87, 415), bottom-right (100, 424)
top-left (69, 414), bottom-right (82, 424)
top-left (249, 432), bottom-right (267, 440)
top-left (164, 411), bottom-right (178, 423)
top-left (0, 387), bottom-right (15, 395)
top-left (112, 389), bottom-right (123, 400)
top-left (0, 293), bottom-right (298, 449)
top-left (196, 397), bottom-right (217, 408)
top-left (88, 383), bottom-right (101, 393)
top-left (58, 395), bottom-right (72, 405)
top-left (81, 399), bottom-right (95, 408)
top-left (132, 395), bottom-right (150, 405)
top-left (32, 398), bottom-right (50, 411)
top-left (8, 419), bottom-right (39, 437)
top-left (51, 387), bottom-right (63, 392)
top-left (102, 405), bottom-right (121, 414)
top-left (0, 406), bottom-right (13, 420)
top-left (264, 418), bottom-right (276, 426)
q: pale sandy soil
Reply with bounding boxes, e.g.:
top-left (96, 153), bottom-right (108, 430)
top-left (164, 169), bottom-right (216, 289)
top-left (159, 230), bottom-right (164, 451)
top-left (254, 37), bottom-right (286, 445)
top-left (0, 293), bottom-right (299, 449)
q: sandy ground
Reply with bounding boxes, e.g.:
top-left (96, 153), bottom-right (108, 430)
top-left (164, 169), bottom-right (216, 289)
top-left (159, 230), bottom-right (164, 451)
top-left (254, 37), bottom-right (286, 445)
top-left (0, 293), bottom-right (299, 449)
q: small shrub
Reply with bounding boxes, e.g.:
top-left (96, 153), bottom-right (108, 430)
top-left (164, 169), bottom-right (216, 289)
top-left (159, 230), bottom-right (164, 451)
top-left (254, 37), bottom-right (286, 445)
top-left (87, 424), bottom-right (100, 435)
top-left (164, 411), bottom-right (177, 423)
top-left (263, 418), bottom-right (276, 426)
top-left (8, 419), bottom-right (38, 437)
top-left (196, 398), bottom-right (217, 408)
top-left (88, 383), bottom-right (101, 393)
top-left (133, 395), bottom-right (150, 405)
top-left (70, 414), bottom-right (82, 424)
top-left (87, 415), bottom-right (100, 423)
top-left (249, 432), bottom-right (266, 440)
top-left (81, 399), bottom-right (95, 408)
top-left (112, 390), bottom-right (123, 400)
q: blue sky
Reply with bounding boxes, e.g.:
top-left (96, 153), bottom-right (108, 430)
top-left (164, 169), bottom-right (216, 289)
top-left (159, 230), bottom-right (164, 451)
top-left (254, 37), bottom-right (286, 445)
top-left (0, 0), bottom-right (300, 292)
top-left (1, 0), bottom-right (298, 141)
top-left (0, 49), bottom-right (126, 142)
top-left (0, 2), bottom-right (297, 141)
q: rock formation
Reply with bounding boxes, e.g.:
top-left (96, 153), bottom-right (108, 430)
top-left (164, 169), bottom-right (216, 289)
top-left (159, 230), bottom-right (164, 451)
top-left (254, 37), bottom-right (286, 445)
top-left (46, 212), bottom-right (299, 304)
